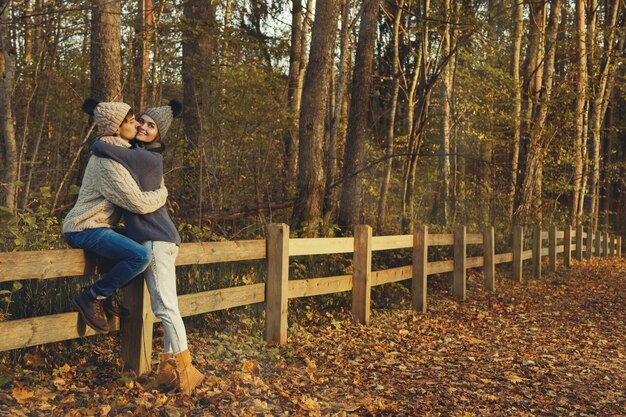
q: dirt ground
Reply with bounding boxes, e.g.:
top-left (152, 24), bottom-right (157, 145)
top-left (1, 257), bottom-right (624, 416)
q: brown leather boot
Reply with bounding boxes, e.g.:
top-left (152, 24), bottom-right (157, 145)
top-left (157, 353), bottom-right (178, 391)
top-left (103, 293), bottom-right (130, 318)
top-left (173, 349), bottom-right (204, 395)
top-left (72, 289), bottom-right (109, 334)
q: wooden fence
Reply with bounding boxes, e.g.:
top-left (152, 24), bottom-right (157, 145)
top-left (0, 224), bottom-right (622, 374)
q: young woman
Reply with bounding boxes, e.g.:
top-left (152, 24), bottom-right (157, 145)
top-left (63, 99), bottom-right (168, 334)
top-left (92, 100), bottom-right (204, 395)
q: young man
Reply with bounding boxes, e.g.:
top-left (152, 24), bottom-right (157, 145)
top-left (92, 100), bottom-right (204, 395)
top-left (63, 99), bottom-right (168, 334)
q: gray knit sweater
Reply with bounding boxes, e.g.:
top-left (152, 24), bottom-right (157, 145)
top-left (62, 137), bottom-right (168, 233)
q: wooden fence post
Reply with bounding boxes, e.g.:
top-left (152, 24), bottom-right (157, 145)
top-left (532, 225), bottom-right (542, 279)
top-left (575, 225), bottom-right (583, 260)
top-left (586, 227), bottom-right (593, 259)
top-left (512, 226), bottom-right (523, 283)
top-left (412, 225), bottom-right (428, 313)
top-left (549, 225), bottom-right (557, 272)
top-left (603, 231), bottom-right (609, 258)
top-left (453, 226), bottom-right (466, 300)
top-left (618, 236), bottom-right (622, 258)
top-left (564, 226), bottom-right (572, 267)
top-left (352, 225), bottom-right (372, 324)
top-left (483, 226), bottom-right (495, 292)
top-left (610, 235), bottom-right (616, 257)
top-left (121, 276), bottom-right (153, 375)
top-left (595, 229), bottom-right (602, 257)
top-left (266, 223), bottom-right (289, 345)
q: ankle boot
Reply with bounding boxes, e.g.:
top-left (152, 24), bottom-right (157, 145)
top-left (72, 289), bottom-right (109, 334)
top-left (103, 293), bottom-right (130, 318)
top-left (173, 349), bottom-right (205, 395)
top-left (157, 352), bottom-right (178, 391)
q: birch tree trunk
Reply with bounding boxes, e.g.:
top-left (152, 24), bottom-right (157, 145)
top-left (571, 0), bottom-right (587, 224)
top-left (439, 0), bottom-right (452, 225)
top-left (0, 0), bottom-right (17, 211)
top-left (509, 0), bottom-right (524, 222)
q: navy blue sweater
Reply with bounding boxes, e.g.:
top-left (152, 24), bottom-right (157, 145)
top-left (91, 141), bottom-right (181, 245)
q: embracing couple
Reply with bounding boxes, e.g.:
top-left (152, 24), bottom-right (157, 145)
top-left (61, 99), bottom-right (204, 395)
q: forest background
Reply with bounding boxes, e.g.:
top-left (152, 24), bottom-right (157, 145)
top-left (0, 0), bottom-right (624, 321)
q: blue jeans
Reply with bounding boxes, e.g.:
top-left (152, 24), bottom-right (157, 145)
top-left (64, 228), bottom-right (152, 297)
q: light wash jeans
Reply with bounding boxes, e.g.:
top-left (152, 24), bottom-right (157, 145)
top-left (143, 241), bottom-right (188, 354)
top-left (64, 228), bottom-right (151, 298)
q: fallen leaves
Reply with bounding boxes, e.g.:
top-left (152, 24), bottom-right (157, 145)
top-left (0, 258), bottom-right (624, 416)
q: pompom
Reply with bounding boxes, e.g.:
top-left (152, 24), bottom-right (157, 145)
top-left (168, 99), bottom-right (183, 118)
top-left (82, 98), bottom-right (99, 116)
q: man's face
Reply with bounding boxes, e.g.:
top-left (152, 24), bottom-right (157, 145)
top-left (135, 115), bottom-right (159, 143)
top-left (118, 114), bottom-right (137, 140)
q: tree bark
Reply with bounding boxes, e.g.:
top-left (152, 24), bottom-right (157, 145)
top-left (292, 0), bottom-right (341, 235)
top-left (377, 0), bottom-right (404, 233)
top-left (133, 0), bottom-right (154, 111)
top-left (509, 0), bottom-right (524, 223)
top-left (571, 0), bottom-right (587, 225)
top-left (283, 0), bottom-right (303, 195)
top-left (0, 0), bottom-right (17, 211)
top-left (90, 0), bottom-right (123, 101)
top-left (338, 0), bottom-right (380, 229)
top-left (324, 0), bottom-right (352, 223)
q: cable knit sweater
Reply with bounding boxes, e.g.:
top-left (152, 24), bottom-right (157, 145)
top-left (62, 137), bottom-right (168, 233)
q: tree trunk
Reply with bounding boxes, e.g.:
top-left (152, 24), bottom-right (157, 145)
top-left (296, 0), bottom-right (314, 114)
top-left (291, 0), bottom-right (341, 235)
top-left (509, 0), bottom-right (524, 223)
top-left (324, 0), bottom-right (352, 223)
top-left (90, 0), bottom-right (123, 101)
top-left (133, 0), bottom-right (154, 111)
top-left (588, 0), bottom-right (619, 228)
top-left (571, 0), bottom-right (587, 225)
top-left (0, 0), bottom-right (17, 211)
top-left (439, 0), bottom-right (452, 226)
top-left (377, 0), bottom-right (403, 233)
top-left (338, 0), bottom-right (380, 229)
top-left (283, 0), bottom-right (303, 195)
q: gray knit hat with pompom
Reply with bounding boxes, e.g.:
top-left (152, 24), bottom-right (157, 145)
top-left (139, 99), bottom-right (183, 140)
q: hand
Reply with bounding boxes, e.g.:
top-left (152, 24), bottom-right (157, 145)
top-left (100, 136), bottom-right (117, 145)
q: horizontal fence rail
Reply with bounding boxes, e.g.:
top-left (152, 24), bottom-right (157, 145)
top-left (0, 224), bottom-right (622, 374)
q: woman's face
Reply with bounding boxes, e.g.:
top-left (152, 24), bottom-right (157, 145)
top-left (118, 114), bottom-right (137, 140)
top-left (135, 114), bottom-right (159, 143)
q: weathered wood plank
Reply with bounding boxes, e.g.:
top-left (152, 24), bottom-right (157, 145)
top-left (602, 231), bottom-right (609, 258)
top-left (177, 283), bottom-right (265, 317)
top-left (372, 266), bottom-right (412, 286)
top-left (412, 225), bottom-right (428, 313)
top-left (428, 234), bottom-right (454, 246)
top-left (371, 235), bottom-right (413, 251)
top-left (549, 226), bottom-right (557, 272)
top-left (466, 256), bottom-right (484, 269)
top-left (453, 227), bottom-right (466, 300)
top-left (513, 226), bottom-right (523, 282)
top-left (289, 237), bottom-right (354, 256)
top-left (575, 225), bottom-right (583, 260)
top-left (563, 226), bottom-right (572, 267)
top-left (427, 260), bottom-right (455, 275)
top-left (0, 312), bottom-right (120, 352)
top-left (467, 234), bottom-right (483, 245)
top-left (265, 224), bottom-right (289, 345)
top-left (586, 227), bottom-right (594, 259)
top-left (288, 276), bottom-right (352, 298)
top-left (494, 252), bottom-right (513, 264)
top-left (1, 240), bottom-right (267, 283)
top-left (483, 226), bottom-right (495, 292)
top-left (120, 277), bottom-right (152, 375)
top-left (352, 225), bottom-right (372, 325)
top-left (533, 226), bottom-right (542, 279)
top-left (522, 250), bottom-right (533, 261)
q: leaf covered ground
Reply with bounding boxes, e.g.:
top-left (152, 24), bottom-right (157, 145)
top-left (1, 258), bottom-right (624, 416)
